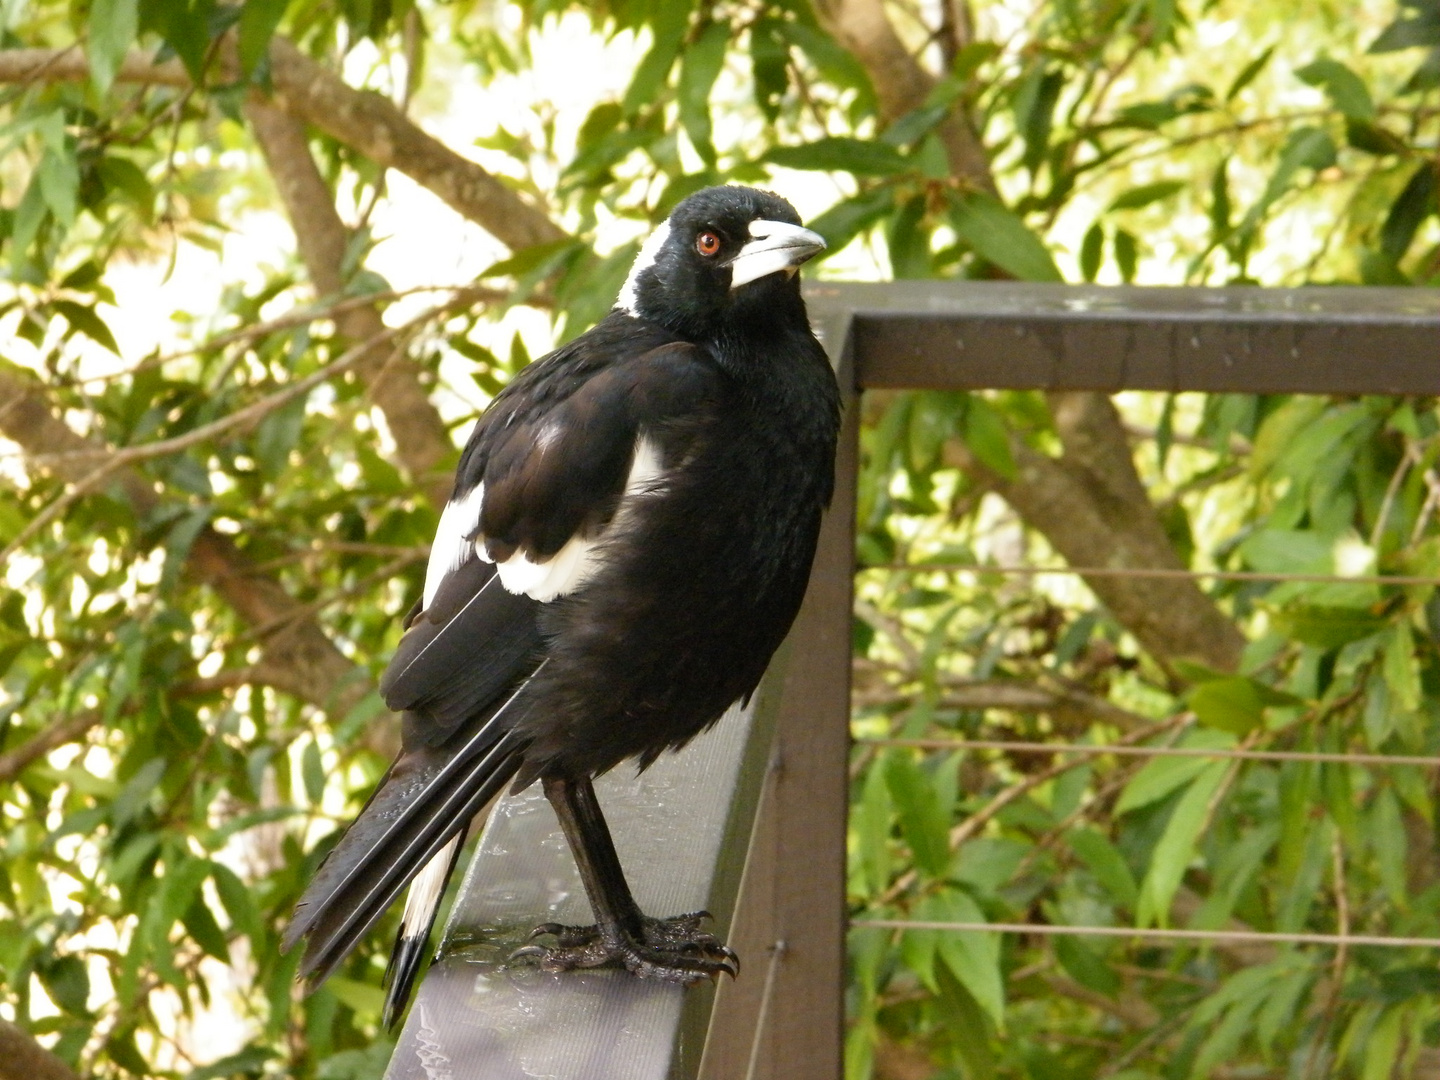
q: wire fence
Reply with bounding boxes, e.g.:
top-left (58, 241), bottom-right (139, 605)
top-left (850, 560), bottom-right (1440, 954)
top-left (858, 562), bottom-right (1440, 587)
top-left (850, 920), bottom-right (1440, 950)
top-left (856, 736), bottom-right (1440, 768)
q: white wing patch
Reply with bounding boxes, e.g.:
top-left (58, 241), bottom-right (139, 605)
top-left (615, 220), bottom-right (672, 316)
top-left (422, 483), bottom-right (485, 608)
top-left (494, 435), bottom-right (665, 603)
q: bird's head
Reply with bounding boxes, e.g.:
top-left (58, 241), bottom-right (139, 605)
top-left (615, 185), bottom-right (826, 339)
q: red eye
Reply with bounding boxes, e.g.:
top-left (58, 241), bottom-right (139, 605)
top-left (696, 231), bottom-right (721, 257)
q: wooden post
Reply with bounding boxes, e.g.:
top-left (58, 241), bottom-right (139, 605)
top-left (697, 310), bottom-right (858, 1080)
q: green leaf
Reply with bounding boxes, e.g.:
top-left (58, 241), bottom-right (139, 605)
top-left (144, 0), bottom-right (217, 82)
top-left (1383, 622), bottom-right (1421, 711)
top-left (678, 20), bottom-right (729, 165)
top-left (885, 751), bottom-right (951, 879)
top-left (621, 2), bottom-right (693, 115)
top-left (1113, 228), bottom-right (1138, 282)
top-left (764, 137), bottom-right (908, 177)
top-left (39, 955), bottom-right (90, 1014)
top-left (186, 1048), bottom-right (275, 1080)
top-left (806, 186), bottom-right (895, 255)
top-left (1274, 604), bottom-right (1388, 648)
top-left (211, 863), bottom-right (261, 940)
top-left (1296, 57), bottom-right (1376, 120)
top-left (1372, 787), bottom-right (1408, 908)
top-left (1226, 44), bottom-right (1276, 101)
top-left (88, 0), bottom-right (140, 94)
top-left (1108, 180), bottom-right (1185, 211)
top-left (1236, 127), bottom-right (1336, 241)
top-left (1363, 1009), bottom-right (1405, 1080)
top-left (111, 757), bottom-right (166, 826)
top-left (239, 0), bottom-right (291, 79)
top-left (962, 394), bottom-right (1016, 480)
top-left (1080, 222), bottom-right (1103, 281)
top-left (777, 21), bottom-right (874, 102)
top-left (51, 300), bottom-right (120, 354)
top-left (479, 239), bottom-right (580, 281)
top-left (948, 192), bottom-right (1062, 282)
top-left (749, 18), bottom-right (789, 123)
top-left (934, 889), bottom-right (1004, 1029)
top-left (327, 975), bottom-right (387, 1017)
top-left (1346, 118), bottom-right (1408, 155)
top-left (1380, 161), bottom-right (1437, 262)
top-left (254, 394), bottom-right (306, 477)
top-left (181, 892), bottom-right (230, 962)
top-left (1055, 934), bottom-right (1120, 996)
top-left (1137, 760), bottom-right (1229, 927)
top-left (856, 754), bottom-right (893, 896)
top-left (1116, 731), bottom-right (1232, 814)
top-left (1370, 7), bottom-right (1440, 52)
top-left (38, 148), bottom-right (80, 229)
top-left (301, 739), bottom-right (326, 804)
top-left (1068, 827), bottom-right (1138, 908)
top-left (1188, 676), bottom-right (1300, 735)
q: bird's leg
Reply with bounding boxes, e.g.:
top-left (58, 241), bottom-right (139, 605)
top-left (508, 774), bottom-right (738, 983)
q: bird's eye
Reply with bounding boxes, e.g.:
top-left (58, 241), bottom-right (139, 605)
top-left (695, 231), bottom-right (721, 257)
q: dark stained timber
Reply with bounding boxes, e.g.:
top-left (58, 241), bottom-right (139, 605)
top-left (815, 281), bottom-right (1440, 394)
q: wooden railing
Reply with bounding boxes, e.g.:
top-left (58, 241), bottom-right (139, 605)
top-left (383, 282), bottom-right (1440, 1080)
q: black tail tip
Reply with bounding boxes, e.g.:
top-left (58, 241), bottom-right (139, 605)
top-left (382, 932), bottom-right (431, 1030)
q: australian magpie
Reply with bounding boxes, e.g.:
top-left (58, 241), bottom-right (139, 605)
top-left (282, 185), bottom-right (840, 1027)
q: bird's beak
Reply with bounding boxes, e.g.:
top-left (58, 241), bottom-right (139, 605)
top-left (728, 220), bottom-right (827, 289)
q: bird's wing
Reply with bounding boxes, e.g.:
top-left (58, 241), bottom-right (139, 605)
top-left (429, 333), bottom-right (723, 606)
top-left (285, 328), bottom-right (723, 1017)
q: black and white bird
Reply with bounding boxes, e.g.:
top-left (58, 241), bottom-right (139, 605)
top-left (282, 185), bottom-right (840, 1027)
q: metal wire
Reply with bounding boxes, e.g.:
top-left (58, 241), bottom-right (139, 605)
top-left (852, 920), bottom-right (1440, 949)
top-left (856, 737), bottom-right (1440, 768)
top-left (859, 563), bottom-right (1440, 587)
top-left (742, 940), bottom-right (787, 1080)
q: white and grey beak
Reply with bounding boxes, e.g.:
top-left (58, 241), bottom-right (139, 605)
top-left (728, 219), bottom-right (827, 289)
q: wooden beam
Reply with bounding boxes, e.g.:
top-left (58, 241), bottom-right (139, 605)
top-left (809, 282), bottom-right (1440, 394)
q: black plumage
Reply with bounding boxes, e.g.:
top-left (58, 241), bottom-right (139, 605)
top-left (283, 185), bottom-right (840, 1027)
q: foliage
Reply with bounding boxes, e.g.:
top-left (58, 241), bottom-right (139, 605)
top-left (0, 0), bottom-right (1437, 1077)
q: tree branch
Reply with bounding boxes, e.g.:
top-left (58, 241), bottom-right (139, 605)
top-left (0, 46), bottom-right (188, 87)
top-left (246, 100), bottom-right (455, 509)
top-left (0, 1021), bottom-right (81, 1080)
top-left (810, 0), bottom-right (995, 191)
top-left (0, 41), bottom-right (568, 253)
top-left (0, 712), bottom-right (98, 785)
top-left (945, 393), bottom-right (1246, 674)
top-left (259, 38), bottom-right (567, 252)
top-left (0, 365), bottom-right (373, 721)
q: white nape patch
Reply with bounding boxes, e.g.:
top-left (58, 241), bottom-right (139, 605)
top-left (616, 220), bottom-right (672, 315)
top-left (400, 834), bottom-right (459, 938)
top-left (728, 219), bottom-right (826, 289)
top-left (494, 436), bottom-right (665, 603)
top-left (423, 483), bottom-right (485, 608)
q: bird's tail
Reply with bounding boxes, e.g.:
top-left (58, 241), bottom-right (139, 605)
top-left (281, 682), bottom-right (534, 1005)
top-left (380, 830), bottom-right (465, 1028)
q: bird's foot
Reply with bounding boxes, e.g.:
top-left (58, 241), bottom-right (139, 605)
top-left (509, 911), bottom-right (738, 983)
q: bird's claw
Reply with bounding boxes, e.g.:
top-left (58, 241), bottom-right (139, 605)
top-left (507, 912), bottom-right (738, 983)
